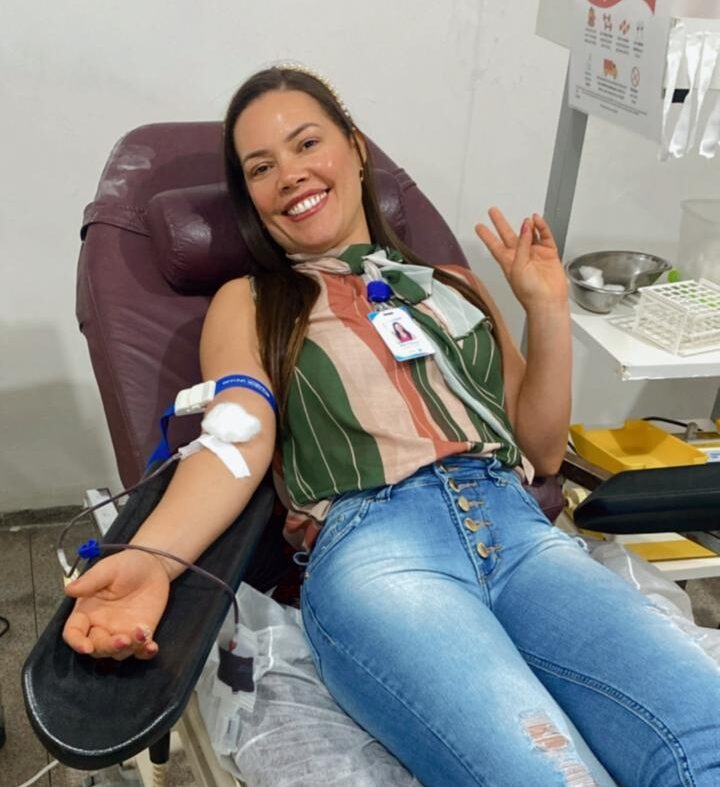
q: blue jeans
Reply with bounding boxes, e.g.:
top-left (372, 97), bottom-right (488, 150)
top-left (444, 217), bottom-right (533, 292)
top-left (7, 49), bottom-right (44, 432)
top-left (300, 457), bottom-right (720, 786)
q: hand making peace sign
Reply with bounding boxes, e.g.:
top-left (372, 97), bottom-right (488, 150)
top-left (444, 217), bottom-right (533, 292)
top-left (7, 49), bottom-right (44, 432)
top-left (475, 208), bottom-right (568, 312)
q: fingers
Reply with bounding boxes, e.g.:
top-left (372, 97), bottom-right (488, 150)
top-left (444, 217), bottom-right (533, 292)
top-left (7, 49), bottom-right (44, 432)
top-left (63, 616), bottom-right (124, 658)
top-left (62, 616), bottom-right (124, 658)
top-left (102, 627), bottom-right (159, 661)
top-left (67, 625), bottom-right (159, 660)
top-left (474, 223), bottom-right (511, 274)
top-left (476, 210), bottom-right (534, 278)
top-left (89, 627), bottom-right (129, 659)
top-left (476, 210), bottom-right (558, 262)
top-left (532, 213), bottom-right (558, 251)
top-left (130, 624), bottom-right (160, 660)
top-left (99, 627), bottom-right (158, 661)
top-left (515, 217), bottom-right (533, 270)
top-left (64, 561), bottom-right (115, 599)
top-left (135, 640), bottom-right (160, 660)
top-left (63, 610), bottom-right (93, 655)
top-left (488, 207), bottom-right (518, 248)
top-left (63, 609), bottom-right (160, 660)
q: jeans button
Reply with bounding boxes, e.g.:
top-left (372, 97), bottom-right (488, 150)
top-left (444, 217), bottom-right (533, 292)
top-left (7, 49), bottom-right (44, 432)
top-left (476, 543), bottom-right (491, 559)
top-left (448, 478), bottom-right (460, 492)
top-left (458, 496), bottom-right (472, 512)
top-left (464, 517), bottom-right (481, 532)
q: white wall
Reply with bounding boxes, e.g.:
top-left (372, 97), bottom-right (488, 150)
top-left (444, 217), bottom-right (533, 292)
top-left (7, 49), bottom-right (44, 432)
top-left (2, 0), bottom-right (718, 510)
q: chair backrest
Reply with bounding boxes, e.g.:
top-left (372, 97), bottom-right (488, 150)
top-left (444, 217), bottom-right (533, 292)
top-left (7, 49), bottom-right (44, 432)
top-left (77, 122), bottom-right (469, 486)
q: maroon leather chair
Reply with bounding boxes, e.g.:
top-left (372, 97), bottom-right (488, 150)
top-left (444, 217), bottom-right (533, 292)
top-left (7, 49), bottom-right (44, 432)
top-left (23, 122), bottom-right (565, 770)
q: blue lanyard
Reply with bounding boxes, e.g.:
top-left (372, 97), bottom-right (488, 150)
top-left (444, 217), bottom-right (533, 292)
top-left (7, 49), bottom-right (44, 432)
top-left (147, 374), bottom-right (276, 467)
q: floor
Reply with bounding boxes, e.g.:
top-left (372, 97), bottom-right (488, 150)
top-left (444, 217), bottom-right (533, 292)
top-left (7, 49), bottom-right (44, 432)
top-left (2, 512), bottom-right (720, 787)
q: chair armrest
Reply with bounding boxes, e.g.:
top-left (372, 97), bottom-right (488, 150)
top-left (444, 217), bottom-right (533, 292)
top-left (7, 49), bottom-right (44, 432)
top-left (573, 463), bottom-right (720, 534)
top-left (22, 463), bottom-right (276, 770)
top-left (560, 452), bottom-right (611, 491)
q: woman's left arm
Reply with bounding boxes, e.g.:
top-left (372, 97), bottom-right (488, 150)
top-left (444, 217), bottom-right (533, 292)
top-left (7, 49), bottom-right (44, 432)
top-left (474, 208), bottom-right (571, 476)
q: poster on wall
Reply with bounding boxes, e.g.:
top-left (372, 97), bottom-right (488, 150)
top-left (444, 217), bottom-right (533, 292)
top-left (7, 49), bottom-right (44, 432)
top-left (569, 0), bottom-right (673, 140)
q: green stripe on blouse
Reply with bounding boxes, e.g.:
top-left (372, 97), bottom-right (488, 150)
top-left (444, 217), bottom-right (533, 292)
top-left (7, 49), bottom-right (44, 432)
top-left (410, 358), bottom-right (466, 443)
top-left (282, 338), bottom-right (385, 505)
top-left (406, 306), bottom-right (518, 462)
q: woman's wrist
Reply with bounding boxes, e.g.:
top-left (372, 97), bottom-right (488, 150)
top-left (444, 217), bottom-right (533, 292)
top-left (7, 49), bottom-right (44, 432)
top-left (523, 300), bottom-right (572, 374)
top-left (523, 298), bottom-right (570, 323)
top-left (127, 540), bottom-right (178, 581)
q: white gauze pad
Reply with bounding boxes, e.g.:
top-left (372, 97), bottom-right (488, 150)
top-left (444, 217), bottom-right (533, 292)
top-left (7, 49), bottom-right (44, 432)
top-left (202, 402), bottom-right (261, 443)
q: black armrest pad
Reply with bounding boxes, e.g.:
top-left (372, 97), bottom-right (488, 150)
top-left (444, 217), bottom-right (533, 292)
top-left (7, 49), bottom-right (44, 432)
top-left (574, 463), bottom-right (720, 534)
top-left (23, 463), bottom-right (276, 770)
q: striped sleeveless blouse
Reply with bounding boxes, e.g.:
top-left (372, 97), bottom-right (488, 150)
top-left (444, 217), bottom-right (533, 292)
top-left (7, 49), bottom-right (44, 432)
top-left (280, 244), bottom-right (521, 546)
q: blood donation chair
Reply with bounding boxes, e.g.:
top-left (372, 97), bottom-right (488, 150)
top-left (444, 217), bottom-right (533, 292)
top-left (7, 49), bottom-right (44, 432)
top-left (22, 122), bottom-right (720, 786)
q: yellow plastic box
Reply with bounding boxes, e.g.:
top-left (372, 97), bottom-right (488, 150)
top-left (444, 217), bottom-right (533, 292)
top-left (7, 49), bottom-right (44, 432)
top-left (569, 419), bottom-right (708, 474)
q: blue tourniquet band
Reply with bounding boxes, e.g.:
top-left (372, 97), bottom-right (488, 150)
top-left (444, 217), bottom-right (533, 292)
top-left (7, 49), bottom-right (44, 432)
top-left (214, 375), bottom-right (277, 412)
top-left (146, 375), bottom-right (276, 468)
top-left (147, 405), bottom-right (177, 467)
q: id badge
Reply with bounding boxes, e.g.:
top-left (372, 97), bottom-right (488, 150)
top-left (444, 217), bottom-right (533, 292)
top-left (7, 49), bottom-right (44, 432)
top-left (368, 307), bottom-right (435, 362)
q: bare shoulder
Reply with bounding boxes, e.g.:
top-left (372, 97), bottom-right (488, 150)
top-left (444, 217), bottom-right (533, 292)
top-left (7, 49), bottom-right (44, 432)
top-left (208, 276), bottom-right (256, 313)
top-left (204, 277), bottom-right (257, 332)
top-left (200, 277), bottom-right (264, 381)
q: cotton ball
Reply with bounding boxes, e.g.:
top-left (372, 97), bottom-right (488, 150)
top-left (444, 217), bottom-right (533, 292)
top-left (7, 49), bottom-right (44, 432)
top-left (202, 402), bottom-right (261, 443)
top-left (602, 284), bottom-right (627, 293)
top-left (578, 265), bottom-right (604, 288)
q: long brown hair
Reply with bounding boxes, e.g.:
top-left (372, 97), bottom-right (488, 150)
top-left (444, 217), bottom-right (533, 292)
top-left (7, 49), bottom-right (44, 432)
top-left (224, 67), bottom-right (493, 425)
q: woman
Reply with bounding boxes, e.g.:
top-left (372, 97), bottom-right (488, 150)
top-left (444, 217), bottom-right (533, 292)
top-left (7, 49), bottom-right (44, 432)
top-left (63, 66), bottom-right (720, 786)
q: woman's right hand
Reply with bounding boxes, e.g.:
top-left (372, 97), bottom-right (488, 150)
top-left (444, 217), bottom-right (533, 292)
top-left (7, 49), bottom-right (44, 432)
top-left (62, 549), bottom-right (171, 660)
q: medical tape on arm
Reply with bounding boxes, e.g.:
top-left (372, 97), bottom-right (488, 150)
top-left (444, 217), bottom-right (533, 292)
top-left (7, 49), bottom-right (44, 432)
top-left (178, 402), bottom-right (262, 478)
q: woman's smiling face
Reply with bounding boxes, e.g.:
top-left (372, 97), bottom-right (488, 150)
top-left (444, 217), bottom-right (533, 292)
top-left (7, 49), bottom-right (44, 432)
top-left (233, 89), bottom-right (370, 255)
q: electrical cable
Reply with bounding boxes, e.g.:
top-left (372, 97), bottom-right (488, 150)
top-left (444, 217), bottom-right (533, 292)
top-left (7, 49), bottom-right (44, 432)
top-left (14, 759), bottom-right (60, 787)
top-left (642, 416), bottom-right (688, 429)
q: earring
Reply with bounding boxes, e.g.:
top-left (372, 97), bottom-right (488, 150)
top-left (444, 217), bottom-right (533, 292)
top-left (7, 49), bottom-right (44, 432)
top-left (359, 169), bottom-right (365, 182)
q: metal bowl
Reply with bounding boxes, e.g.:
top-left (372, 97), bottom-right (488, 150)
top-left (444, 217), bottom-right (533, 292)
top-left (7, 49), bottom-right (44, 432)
top-left (566, 279), bottom-right (629, 314)
top-left (565, 251), bottom-right (672, 314)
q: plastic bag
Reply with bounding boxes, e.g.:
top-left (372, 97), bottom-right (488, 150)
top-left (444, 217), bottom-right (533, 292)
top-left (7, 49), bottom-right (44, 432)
top-left (589, 540), bottom-right (720, 663)
top-left (197, 583), bottom-right (420, 787)
top-left (661, 24), bottom-right (720, 159)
